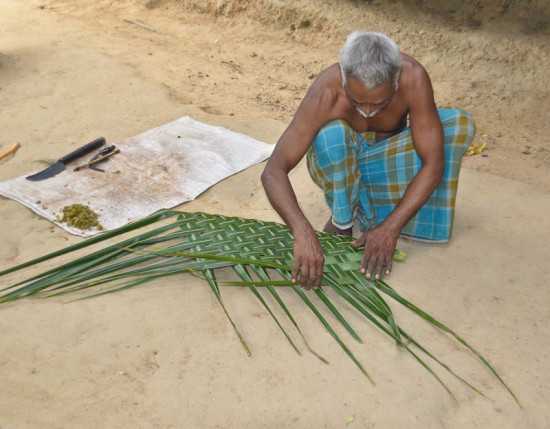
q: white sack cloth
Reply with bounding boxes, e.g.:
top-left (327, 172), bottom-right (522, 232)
top-left (0, 116), bottom-right (273, 236)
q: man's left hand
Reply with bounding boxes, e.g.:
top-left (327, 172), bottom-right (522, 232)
top-left (352, 225), bottom-right (399, 280)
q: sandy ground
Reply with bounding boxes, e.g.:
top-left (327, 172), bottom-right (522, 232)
top-left (1, 0), bottom-right (549, 428)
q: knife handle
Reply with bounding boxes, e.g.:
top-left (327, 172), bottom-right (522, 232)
top-left (59, 137), bottom-right (106, 164)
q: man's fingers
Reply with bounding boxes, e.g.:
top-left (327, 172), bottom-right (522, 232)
top-left (360, 249), bottom-right (370, 275)
top-left (292, 257), bottom-right (301, 284)
top-left (374, 256), bottom-right (386, 280)
top-left (314, 259), bottom-right (324, 288)
top-left (385, 257), bottom-right (393, 277)
top-left (300, 263), bottom-right (311, 289)
top-left (366, 255), bottom-right (379, 280)
top-left (293, 254), bottom-right (325, 289)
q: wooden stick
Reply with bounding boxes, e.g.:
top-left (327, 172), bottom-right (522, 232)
top-left (0, 143), bottom-right (21, 161)
top-left (123, 19), bottom-right (163, 34)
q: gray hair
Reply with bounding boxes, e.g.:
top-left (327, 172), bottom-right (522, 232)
top-left (339, 31), bottom-right (401, 89)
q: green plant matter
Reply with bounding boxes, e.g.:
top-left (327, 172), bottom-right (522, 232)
top-left (59, 203), bottom-right (103, 230)
top-left (0, 210), bottom-right (518, 404)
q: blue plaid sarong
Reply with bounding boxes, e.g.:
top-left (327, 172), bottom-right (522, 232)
top-left (307, 108), bottom-right (476, 242)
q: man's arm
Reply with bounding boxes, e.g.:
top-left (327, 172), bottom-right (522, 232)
top-left (261, 84), bottom-right (337, 289)
top-left (355, 66), bottom-right (444, 279)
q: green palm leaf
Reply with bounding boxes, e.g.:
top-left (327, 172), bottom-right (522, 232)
top-left (0, 210), bottom-right (517, 404)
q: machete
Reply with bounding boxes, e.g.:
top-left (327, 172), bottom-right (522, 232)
top-left (26, 137), bottom-right (106, 181)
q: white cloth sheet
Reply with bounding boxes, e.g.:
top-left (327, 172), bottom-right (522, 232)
top-left (0, 116), bottom-right (273, 236)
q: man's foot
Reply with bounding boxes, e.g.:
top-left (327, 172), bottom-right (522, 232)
top-left (323, 218), bottom-right (353, 236)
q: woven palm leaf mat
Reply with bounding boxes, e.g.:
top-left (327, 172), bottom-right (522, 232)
top-left (180, 212), bottom-right (362, 273)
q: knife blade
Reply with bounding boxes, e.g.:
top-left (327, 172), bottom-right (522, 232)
top-left (26, 137), bottom-right (106, 181)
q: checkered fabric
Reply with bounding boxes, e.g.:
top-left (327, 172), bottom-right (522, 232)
top-left (307, 108), bottom-right (476, 242)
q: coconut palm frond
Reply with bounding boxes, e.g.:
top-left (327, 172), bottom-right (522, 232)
top-left (0, 210), bottom-right (518, 404)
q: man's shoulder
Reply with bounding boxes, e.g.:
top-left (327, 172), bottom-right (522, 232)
top-left (400, 54), bottom-right (431, 91)
top-left (306, 64), bottom-right (345, 111)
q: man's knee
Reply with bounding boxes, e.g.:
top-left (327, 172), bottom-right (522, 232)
top-left (312, 120), bottom-right (355, 164)
top-left (456, 108), bottom-right (476, 138)
top-left (440, 108), bottom-right (476, 150)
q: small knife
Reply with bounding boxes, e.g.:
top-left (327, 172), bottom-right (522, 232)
top-left (26, 137), bottom-right (106, 181)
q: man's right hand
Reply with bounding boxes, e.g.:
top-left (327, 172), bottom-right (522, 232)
top-left (291, 227), bottom-right (325, 289)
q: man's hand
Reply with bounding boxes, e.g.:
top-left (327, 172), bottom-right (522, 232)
top-left (292, 228), bottom-right (325, 289)
top-left (352, 225), bottom-right (399, 280)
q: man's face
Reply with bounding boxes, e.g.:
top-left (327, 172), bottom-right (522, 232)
top-left (344, 76), bottom-right (397, 118)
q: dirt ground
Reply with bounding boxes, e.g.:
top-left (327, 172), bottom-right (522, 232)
top-left (12, 0), bottom-right (549, 190)
top-left (1, 0), bottom-right (549, 428)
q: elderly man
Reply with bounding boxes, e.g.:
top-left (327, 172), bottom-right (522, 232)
top-left (261, 31), bottom-right (475, 289)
